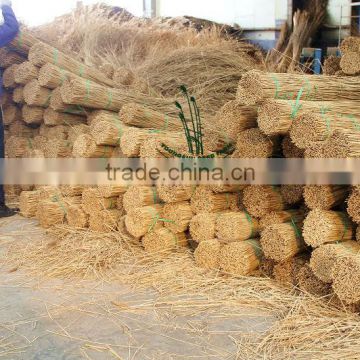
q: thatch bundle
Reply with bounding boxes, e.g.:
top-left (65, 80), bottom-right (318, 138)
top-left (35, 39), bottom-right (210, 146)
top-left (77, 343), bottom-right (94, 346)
top-left (9, 31), bottom-right (39, 55)
top-left (191, 187), bottom-right (237, 214)
top-left (194, 239), bottom-right (222, 270)
top-left (22, 105), bottom-right (44, 125)
top-left (340, 36), bottom-right (360, 54)
top-left (142, 228), bottom-right (188, 254)
top-left (220, 239), bottom-right (263, 276)
top-left (66, 204), bottom-right (89, 228)
top-left (120, 103), bottom-right (181, 131)
top-left (60, 185), bottom-right (84, 197)
top-left (304, 185), bottom-right (349, 210)
top-left (310, 241), bottom-right (360, 283)
top-left (209, 185), bottom-right (245, 194)
top-left (125, 204), bottom-right (164, 238)
top-left (273, 255), bottom-right (309, 287)
top-left (49, 87), bottom-right (67, 111)
top-left (36, 200), bottom-right (66, 228)
top-left (23, 79), bottom-right (52, 107)
top-left (260, 222), bottom-right (306, 262)
top-left (340, 52), bottom-right (360, 75)
top-left (98, 185), bottom-right (127, 198)
top-left (81, 188), bottom-right (117, 214)
top-left (38, 63), bottom-right (74, 89)
top-left (5, 136), bottom-right (30, 157)
top-left (19, 191), bottom-right (40, 218)
top-left (139, 136), bottom-right (188, 158)
top-left (323, 55), bottom-right (341, 75)
top-left (100, 63), bottom-right (114, 79)
top-left (29, 42), bottom-right (114, 87)
top-left (259, 209), bottom-right (306, 230)
top-left (216, 211), bottom-right (259, 242)
top-left (296, 264), bottom-right (331, 297)
top-left (232, 128), bottom-right (278, 158)
top-left (3, 105), bottom-right (22, 125)
top-left (91, 119), bottom-right (128, 146)
top-left (157, 185), bottom-right (193, 203)
top-left (72, 134), bottom-right (114, 158)
top-left (123, 186), bottom-right (160, 213)
top-left (303, 209), bottom-right (354, 248)
top-left (3, 64), bottom-right (19, 88)
top-left (67, 124), bottom-right (90, 143)
top-left (243, 186), bottom-right (286, 218)
top-left (281, 136), bottom-right (304, 158)
top-left (88, 110), bottom-right (119, 128)
top-left (46, 139), bottom-right (73, 158)
top-left (13, 86), bottom-right (25, 104)
top-left (14, 61), bottom-right (39, 85)
top-left (113, 67), bottom-right (134, 86)
top-left (0, 48), bottom-right (25, 67)
top-left (347, 189), bottom-right (360, 224)
top-left (237, 70), bottom-right (360, 105)
top-left (44, 108), bottom-right (85, 126)
top-left (89, 209), bottom-right (122, 232)
top-left (280, 185), bottom-right (304, 205)
top-left (189, 212), bottom-right (220, 243)
top-left (322, 130), bottom-right (360, 158)
top-left (40, 124), bottom-right (69, 139)
top-left (9, 120), bottom-right (38, 137)
top-left (162, 201), bottom-right (193, 234)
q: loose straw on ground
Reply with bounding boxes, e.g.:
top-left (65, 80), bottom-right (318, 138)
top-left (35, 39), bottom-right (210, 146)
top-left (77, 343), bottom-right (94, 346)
top-left (142, 228), bottom-right (187, 254)
top-left (303, 209), bottom-right (354, 248)
top-left (280, 185), bottom-right (304, 205)
top-left (14, 61), bottom-right (39, 85)
top-left (19, 191), bottom-right (40, 218)
top-left (23, 79), bottom-right (52, 107)
top-left (194, 239), bottom-right (222, 270)
top-left (304, 185), bottom-right (349, 210)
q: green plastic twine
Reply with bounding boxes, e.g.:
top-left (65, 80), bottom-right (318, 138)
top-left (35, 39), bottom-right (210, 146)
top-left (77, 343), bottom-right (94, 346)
top-left (271, 75), bottom-right (281, 99)
top-left (247, 239), bottom-right (263, 259)
top-left (245, 211), bottom-right (254, 238)
top-left (59, 68), bottom-right (67, 86)
top-left (79, 64), bottom-right (85, 78)
top-left (17, 31), bottom-right (23, 48)
top-left (53, 49), bottom-right (59, 66)
top-left (51, 194), bottom-right (67, 215)
top-left (320, 106), bottom-right (331, 138)
top-left (105, 90), bottom-right (113, 110)
top-left (290, 217), bottom-right (302, 239)
top-left (27, 137), bottom-right (33, 150)
top-left (151, 187), bottom-right (158, 204)
top-left (84, 80), bottom-right (91, 103)
top-left (43, 93), bottom-right (52, 107)
top-left (225, 193), bottom-right (230, 208)
top-left (345, 114), bottom-right (360, 132)
top-left (147, 208), bottom-right (175, 233)
top-left (112, 114), bottom-right (123, 144)
top-left (290, 87), bottom-right (304, 119)
top-left (338, 212), bottom-right (349, 241)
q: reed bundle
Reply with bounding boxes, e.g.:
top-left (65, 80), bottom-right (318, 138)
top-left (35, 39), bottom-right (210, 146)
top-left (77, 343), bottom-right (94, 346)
top-left (9, 121), bottom-right (38, 137)
top-left (14, 61), bottom-right (39, 85)
top-left (91, 119), bottom-right (128, 146)
top-left (60, 185), bottom-right (84, 197)
top-left (62, 196), bottom-right (82, 209)
top-left (19, 191), bottom-right (40, 218)
top-left (123, 186), bottom-right (160, 213)
top-left (237, 70), bottom-right (360, 105)
top-left (233, 128), bottom-right (278, 158)
top-left (189, 212), bottom-right (223, 243)
top-left (120, 103), bottom-right (182, 132)
top-left (281, 136), bottom-right (304, 158)
top-left (304, 142), bottom-right (327, 158)
top-left (39, 124), bottom-right (69, 140)
top-left (220, 239), bottom-right (263, 276)
top-left (72, 134), bottom-right (114, 158)
top-left (132, 78), bottom-right (149, 95)
top-left (340, 36), bottom-right (360, 54)
top-left (142, 228), bottom-right (188, 254)
top-left (26, 148), bottom-right (44, 158)
top-left (323, 130), bottom-right (360, 158)
top-left (81, 188), bottom-right (117, 214)
top-left (209, 185), bottom-right (245, 193)
top-left (304, 185), bottom-right (349, 210)
top-left (162, 201), bottom-right (193, 234)
top-left (23, 79), bottom-right (52, 108)
top-left (139, 136), bottom-right (188, 158)
top-left (5, 136), bottom-right (30, 157)
top-left (113, 67), bottom-right (134, 86)
top-left (273, 255), bottom-right (309, 287)
top-left (0, 48), bottom-right (24, 67)
top-left (3, 64), bottom-right (19, 88)
top-left (290, 112), bottom-right (360, 149)
top-left (340, 52), bottom-right (360, 75)
top-left (259, 258), bottom-right (276, 278)
top-left (3, 105), bottom-right (21, 126)
top-left (89, 209), bottom-right (122, 232)
top-left (194, 239), bottom-right (222, 270)
top-left (87, 110), bottom-right (118, 127)
top-left (38, 63), bottom-right (74, 89)
top-left (332, 255), bottom-right (360, 304)
top-left (44, 108), bottom-right (85, 127)
top-left (100, 63), bottom-right (114, 79)
top-left (191, 187), bottom-right (237, 214)
top-left (157, 186), bottom-right (193, 204)
top-left (125, 204), bottom-right (164, 238)
top-left (49, 87), bottom-right (67, 111)
top-left (22, 105), bottom-right (44, 125)
top-left (29, 42), bottom-right (114, 87)
top-left (98, 185), bottom-right (127, 198)
top-left (216, 211), bottom-right (260, 242)
top-left (13, 86), bottom-right (24, 104)
top-left (296, 264), bottom-right (331, 297)
top-left (310, 241), bottom-right (360, 283)
top-left (260, 222), bottom-right (306, 262)
top-left (37, 186), bottom-right (61, 201)
top-left (67, 124), bottom-right (90, 143)
top-left (280, 185), bottom-right (304, 205)
top-left (36, 200), bottom-right (66, 228)
top-left (202, 127), bottom-right (229, 153)
top-left (243, 186), bottom-right (287, 218)
top-left (9, 31), bottom-right (39, 54)
top-left (303, 209), bottom-right (354, 248)
top-left (259, 209), bottom-right (306, 230)
top-left (46, 139), bottom-right (73, 158)
top-left (66, 204), bottom-right (89, 228)
top-left (0, 91), bottom-right (12, 106)
top-left (323, 56), bottom-right (341, 75)
top-left (347, 190), bottom-right (360, 224)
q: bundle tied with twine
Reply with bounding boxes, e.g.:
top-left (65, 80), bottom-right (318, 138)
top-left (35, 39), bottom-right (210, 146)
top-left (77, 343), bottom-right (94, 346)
top-left (259, 209), bottom-right (306, 231)
top-left (303, 209), bottom-right (354, 248)
top-left (81, 187), bottom-right (117, 214)
top-left (44, 108), bottom-right (85, 127)
top-left (273, 255), bottom-right (309, 287)
top-left (280, 185), bottom-right (304, 205)
top-left (97, 185), bottom-right (127, 198)
top-left (194, 239), bottom-right (222, 270)
top-left (260, 222), bottom-right (306, 262)
top-left (157, 185), bottom-right (193, 203)
top-left (340, 51), bottom-right (360, 75)
top-left (23, 79), bottom-right (52, 107)
top-left (296, 264), bottom-right (332, 297)
top-left (323, 55), bottom-right (341, 76)
top-left (49, 87), bottom-right (70, 112)
top-left (89, 209), bottom-right (122, 232)
top-left (72, 134), bottom-right (114, 158)
top-left (38, 63), bottom-right (75, 89)
top-left (66, 204), bottom-right (89, 228)
top-left (347, 188), bottom-right (360, 224)
top-left (29, 42), bottom-right (114, 87)
top-left (9, 121), bottom-right (38, 137)
top-left (3, 64), bottom-right (19, 88)
top-left (139, 136), bottom-right (189, 159)
top-left (60, 185), bottom-right (84, 197)
top-left (162, 201), bottom-right (193, 234)
top-left (67, 124), bottom-right (90, 143)
top-left (191, 187), bottom-right (238, 214)
top-left (46, 139), bottom-right (73, 158)
top-left (236, 70), bottom-right (360, 106)
top-left (40, 124), bottom-right (69, 140)
top-left (123, 186), bottom-right (160, 213)
top-left (90, 116), bottom-right (128, 146)
top-left (0, 47), bottom-right (25, 67)
top-left (9, 30), bottom-right (39, 55)
top-left (113, 67), bottom-right (135, 87)
top-left (13, 86), bottom-right (24, 104)
top-left (22, 105), bottom-right (44, 125)
top-left (281, 136), bottom-right (304, 158)
top-left (14, 61), bottom-right (39, 85)
top-left (243, 186), bottom-right (287, 218)
top-left (322, 130), bottom-right (360, 158)
top-left (304, 185), bottom-right (349, 210)
top-left (189, 212), bottom-right (223, 243)
top-left (216, 211), bottom-right (259, 242)
top-left (220, 239), bottom-right (263, 276)
top-left (88, 110), bottom-right (118, 128)
top-left (36, 199), bottom-right (66, 228)
top-left (3, 104), bottom-right (22, 126)
top-left (340, 36), bottom-right (360, 54)
top-left (5, 136), bottom-right (31, 158)
top-left (310, 241), bottom-right (360, 283)
top-left (19, 191), bottom-right (40, 218)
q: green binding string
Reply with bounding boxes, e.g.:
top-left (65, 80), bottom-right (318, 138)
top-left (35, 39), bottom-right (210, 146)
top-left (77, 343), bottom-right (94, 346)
top-left (244, 211), bottom-right (254, 239)
top-left (112, 114), bottom-right (123, 145)
top-left (105, 90), bottom-right (113, 110)
top-left (43, 93), bottom-right (52, 107)
top-left (51, 194), bottom-right (67, 215)
top-left (247, 239), bottom-right (263, 259)
top-left (225, 192), bottom-right (230, 208)
top-left (151, 187), bottom-right (158, 204)
top-left (165, 228), bottom-right (179, 247)
top-left (84, 80), bottom-right (91, 103)
top-left (79, 64), bottom-right (85, 78)
top-left (27, 137), bottom-right (33, 150)
top-left (338, 212), bottom-right (349, 241)
top-left (290, 217), bottom-right (302, 239)
top-left (320, 105), bottom-right (331, 138)
top-left (290, 87), bottom-right (304, 119)
top-left (147, 207), bottom-right (175, 233)
top-left (17, 31), bottom-right (23, 48)
top-left (53, 49), bottom-right (59, 66)
top-left (59, 68), bottom-right (67, 86)
top-left (271, 75), bottom-right (281, 99)
top-left (344, 114), bottom-right (360, 132)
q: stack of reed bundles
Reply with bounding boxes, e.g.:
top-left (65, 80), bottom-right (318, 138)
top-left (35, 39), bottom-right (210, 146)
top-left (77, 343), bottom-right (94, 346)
top-left (3, 105), bottom-right (22, 125)
top-left (91, 117), bottom-right (128, 146)
top-left (14, 61), bottom-right (39, 85)
top-left (259, 209), bottom-right (306, 231)
top-left (139, 136), bottom-right (189, 158)
top-left (194, 239), bottom-right (222, 270)
top-left (98, 185), bottom-right (127, 199)
top-left (67, 124), bottom-right (90, 143)
top-left (9, 31), bottom-right (39, 55)
top-left (19, 191), bottom-right (40, 218)
top-left (60, 185), bottom-right (84, 197)
top-left (39, 124), bottom-right (69, 140)
top-left (190, 212), bottom-right (221, 243)
top-left (23, 79), bottom-right (52, 107)
top-left (162, 202), bottom-right (193, 233)
top-left (9, 120), bottom-right (38, 137)
top-left (38, 63), bottom-right (75, 89)
top-left (89, 209), bottom-right (122, 232)
top-left (44, 108), bottom-right (85, 127)
top-left (123, 186), bottom-right (160, 213)
top-left (340, 37), bottom-right (360, 75)
top-left (46, 139), bottom-right (73, 158)
top-left (304, 185), bottom-right (349, 210)
top-left (321, 130), bottom-right (360, 158)
top-left (22, 105), bottom-right (44, 125)
top-left (5, 136), bottom-right (31, 158)
top-left (3, 64), bottom-right (19, 88)
top-left (158, 185), bottom-right (193, 204)
top-left (280, 185), bottom-right (304, 205)
top-left (72, 134), bottom-right (114, 158)
top-left (81, 188), bottom-right (117, 214)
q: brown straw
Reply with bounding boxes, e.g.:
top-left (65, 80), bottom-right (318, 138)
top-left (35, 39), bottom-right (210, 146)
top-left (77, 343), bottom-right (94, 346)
top-left (72, 134), bottom-right (114, 158)
top-left (36, 199), bottom-right (66, 228)
top-left (14, 61), bottom-right (39, 85)
top-left (340, 52), bottom-right (360, 75)
top-left (23, 79), bottom-right (52, 107)
top-left (44, 108), bottom-right (85, 127)
top-left (323, 55), bottom-right (341, 75)
top-left (322, 130), bottom-right (360, 158)
top-left (304, 185), bottom-right (350, 210)
top-left (13, 86), bottom-right (25, 104)
top-left (22, 105), bottom-right (44, 125)
top-left (0, 48), bottom-right (25, 67)
top-left (89, 209), bottom-right (122, 232)
top-left (91, 119), bottom-right (128, 146)
top-left (162, 201), bottom-right (193, 234)
top-left (98, 185), bottom-right (127, 198)
top-left (194, 239), bottom-right (222, 270)
top-left (340, 36), bottom-right (360, 54)
top-left (19, 191), bottom-right (40, 218)
top-left (280, 185), bottom-right (304, 205)
top-left (282, 135), bottom-right (304, 158)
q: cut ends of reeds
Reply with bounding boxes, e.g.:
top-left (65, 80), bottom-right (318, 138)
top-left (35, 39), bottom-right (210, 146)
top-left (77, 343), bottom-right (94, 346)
top-left (296, 264), bottom-right (331, 297)
top-left (194, 239), bottom-right (222, 270)
top-left (19, 191), bottom-right (40, 218)
top-left (142, 228), bottom-right (187, 254)
top-left (348, 190), bottom-right (360, 224)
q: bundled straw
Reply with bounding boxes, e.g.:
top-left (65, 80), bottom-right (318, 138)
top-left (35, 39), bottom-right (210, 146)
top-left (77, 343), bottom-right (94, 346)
top-left (347, 189), bottom-right (360, 224)
top-left (216, 211), bottom-right (259, 242)
top-left (281, 136), bottom-right (304, 158)
top-left (260, 222), bottom-right (306, 262)
top-left (273, 255), bottom-right (309, 287)
top-left (340, 52), bottom-right (360, 75)
top-left (3, 105), bottom-right (22, 125)
top-left (13, 86), bottom-right (24, 104)
top-left (113, 67), bottom-right (134, 86)
top-left (303, 209), bottom-right (354, 248)
top-left (123, 186), bottom-right (160, 213)
top-left (236, 70), bottom-right (360, 105)
top-left (194, 239), bottom-right (222, 270)
top-left (44, 108), bottom-right (85, 126)
top-left (139, 136), bottom-right (188, 158)
top-left (38, 63), bottom-right (74, 89)
top-left (81, 188), bottom-right (117, 214)
top-left (259, 209), bottom-right (306, 230)
top-left (98, 185), bottom-right (127, 198)
top-left (40, 124), bottom-right (69, 140)
top-left (3, 64), bottom-right (19, 88)
top-left (189, 212), bottom-right (220, 243)
top-left (296, 264), bottom-right (331, 297)
top-left (66, 204), bottom-right (89, 228)
top-left (67, 124), bottom-right (90, 143)
top-left (46, 139), bottom-right (73, 158)
top-left (158, 185), bottom-right (193, 203)
top-left (19, 191), bottom-right (40, 218)
top-left (243, 186), bottom-right (287, 218)
top-left (88, 110), bottom-right (119, 128)
top-left (29, 42), bottom-right (114, 87)
top-left (120, 103), bottom-right (181, 131)
top-left (142, 228), bottom-right (188, 254)
top-left (5, 136), bottom-right (30, 157)
top-left (14, 61), bottom-right (39, 84)
top-left (0, 48), bottom-right (25, 67)
top-left (209, 184), bottom-right (245, 193)
top-left (280, 185), bottom-right (304, 205)
top-left (310, 241), bottom-right (360, 283)
top-left (322, 130), bottom-right (360, 158)
top-left (49, 87), bottom-right (68, 112)
top-left (340, 36), bottom-right (360, 54)
top-left (191, 187), bottom-right (237, 214)
top-left (9, 121), bottom-right (38, 137)
top-left (220, 239), bottom-right (263, 276)
top-left (304, 185), bottom-right (349, 210)
top-left (23, 79), bottom-right (52, 107)
top-left (72, 134), bottom-right (114, 158)
top-left (162, 201), bottom-right (193, 233)
top-left (36, 200), bottom-right (66, 228)
top-left (91, 118), bottom-right (128, 146)
top-left (22, 105), bottom-right (44, 125)
top-left (323, 55), bottom-right (341, 75)
top-left (60, 185), bottom-right (84, 197)
top-left (89, 209), bottom-right (122, 232)
top-left (125, 204), bottom-right (164, 238)
top-left (9, 31), bottom-right (39, 54)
